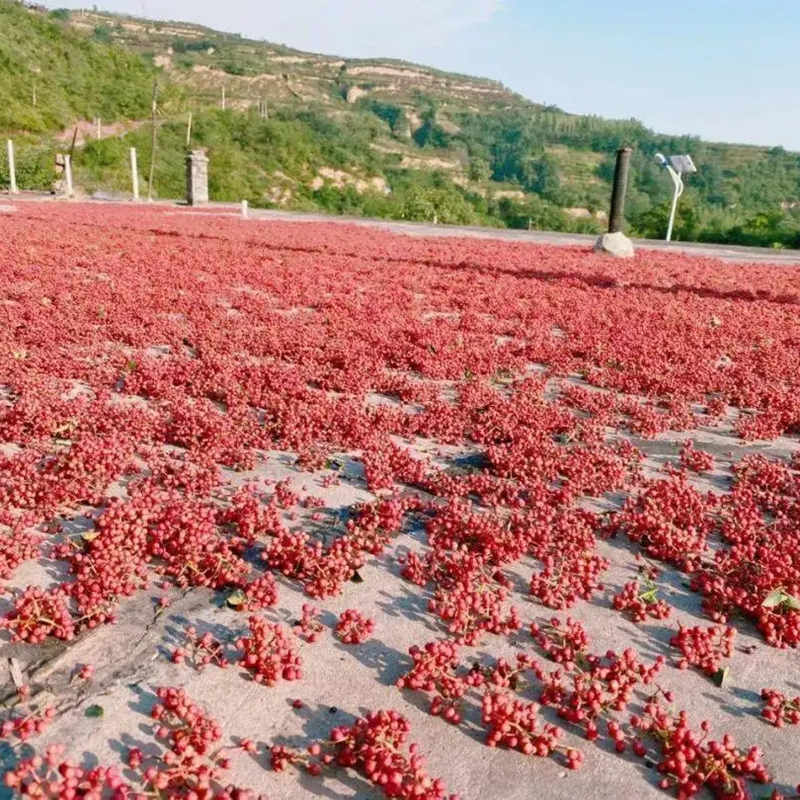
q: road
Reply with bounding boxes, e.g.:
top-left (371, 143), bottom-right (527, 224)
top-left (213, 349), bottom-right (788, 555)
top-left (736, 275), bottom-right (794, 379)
top-left (232, 206), bottom-right (800, 265)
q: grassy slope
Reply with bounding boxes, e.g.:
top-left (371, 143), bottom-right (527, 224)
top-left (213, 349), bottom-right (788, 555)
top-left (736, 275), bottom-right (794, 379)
top-left (0, 2), bottom-right (155, 132)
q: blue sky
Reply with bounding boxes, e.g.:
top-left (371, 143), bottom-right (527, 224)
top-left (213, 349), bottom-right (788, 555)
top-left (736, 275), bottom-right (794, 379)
top-left (46, 0), bottom-right (800, 149)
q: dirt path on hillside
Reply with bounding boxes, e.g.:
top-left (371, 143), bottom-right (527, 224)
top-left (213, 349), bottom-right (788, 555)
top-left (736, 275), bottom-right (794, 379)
top-left (54, 118), bottom-right (148, 148)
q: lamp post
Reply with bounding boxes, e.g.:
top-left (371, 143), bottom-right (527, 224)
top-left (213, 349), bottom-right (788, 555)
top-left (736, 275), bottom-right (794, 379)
top-left (656, 153), bottom-right (696, 242)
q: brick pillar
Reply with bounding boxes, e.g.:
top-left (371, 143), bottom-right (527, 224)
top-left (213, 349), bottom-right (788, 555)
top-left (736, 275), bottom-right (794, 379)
top-left (185, 150), bottom-right (209, 206)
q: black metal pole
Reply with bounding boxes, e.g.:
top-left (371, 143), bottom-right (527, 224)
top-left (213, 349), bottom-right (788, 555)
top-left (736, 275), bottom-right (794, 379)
top-left (608, 147), bottom-right (632, 233)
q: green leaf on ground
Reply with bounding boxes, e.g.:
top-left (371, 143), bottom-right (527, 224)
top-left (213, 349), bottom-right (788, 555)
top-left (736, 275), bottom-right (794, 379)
top-left (226, 589), bottom-right (246, 608)
top-left (713, 667), bottom-right (730, 688)
top-left (762, 588), bottom-right (800, 611)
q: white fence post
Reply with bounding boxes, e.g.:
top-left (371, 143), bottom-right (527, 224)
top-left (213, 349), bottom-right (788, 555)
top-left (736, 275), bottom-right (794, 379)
top-left (6, 140), bottom-right (18, 194)
top-left (63, 153), bottom-right (73, 197)
top-left (241, 199), bottom-right (248, 218)
top-left (130, 147), bottom-right (139, 201)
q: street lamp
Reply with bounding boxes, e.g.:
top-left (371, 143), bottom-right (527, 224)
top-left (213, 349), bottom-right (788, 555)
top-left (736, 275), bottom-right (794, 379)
top-left (655, 153), bottom-right (697, 242)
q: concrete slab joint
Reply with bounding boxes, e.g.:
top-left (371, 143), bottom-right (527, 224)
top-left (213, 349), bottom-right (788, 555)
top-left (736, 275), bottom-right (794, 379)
top-left (186, 149), bottom-right (209, 206)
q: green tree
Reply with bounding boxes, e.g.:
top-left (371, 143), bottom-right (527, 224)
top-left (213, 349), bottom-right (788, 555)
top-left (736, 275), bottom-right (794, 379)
top-left (492, 195), bottom-right (569, 231)
top-left (413, 106), bottom-right (450, 148)
top-left (632, 197), bottom-right (700, 241)
top-left (523, 154), bottom-right (561, 199)
top-left (402, 186), bottom-right (436, 220)
top-left (92, 25), bottom-right (112, 43)
top-left (468, 157), bottom-right (491, 183)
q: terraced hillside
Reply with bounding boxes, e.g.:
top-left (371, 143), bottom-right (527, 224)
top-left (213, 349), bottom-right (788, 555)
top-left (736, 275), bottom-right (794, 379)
top-left (68, 9), bottom-right (516, 112)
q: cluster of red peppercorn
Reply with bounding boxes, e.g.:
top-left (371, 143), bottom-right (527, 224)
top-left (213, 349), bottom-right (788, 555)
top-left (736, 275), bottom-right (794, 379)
top-left (0, 686), bottom-right (56, 743)
top-left (630, 701), bottom-right (770, 798)
top-left (679, 440), bottom-right (715, 473)
top-left (761, 688), bottom-right (800, 727)
top-left (5, 686), bottom-right (261, 799)
top-left (239, 572), bottom-right (279, 610)
top-left (607, 475), bottom-right (718, 572)
top-left (270, 709), bottom-right (460, 799)
top-left (12, 685), bottom-right (456, 800)
top-left (335, 608), bottom-right (376, 644)
top-left (529, 616), bottom-right (590, 666)
top-left (482, 691), bottom-right (580, 766)
top-left (396, 624), bottom-right (671, 768)
top-left (2, 586), bottom-right (76, 643)
top-left (670, 623), bottom-right (736, 675)
top-left (172, 625), bottom-right (231, 670)
top-left (0, 512), bottom-right (41, 580)
top-left (235, 615), bottom-right (303, 685)
top-left (396, 640), bottom-right (466, 724)
top-left (128, 686), bottom-right (259, 799)
top-left (3, 745), bottom-right (131, 798)
top-left (291, 603), bottom-right (325, 643)
top-left (426, 551), bottom-right (521, 645)
top-left (613, 578), bottom-right (672, 623)
top-left (691, 456), bottom-right (800, 648)
top-left (539, 648), bottom-right (666, 742)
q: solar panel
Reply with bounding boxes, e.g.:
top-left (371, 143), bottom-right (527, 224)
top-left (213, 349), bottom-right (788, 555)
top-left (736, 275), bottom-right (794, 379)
top-left (669, 155), bottom-right (697, 174)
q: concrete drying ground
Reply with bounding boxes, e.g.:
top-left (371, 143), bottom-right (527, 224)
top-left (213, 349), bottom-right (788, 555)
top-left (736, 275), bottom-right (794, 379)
top-left (0, 201), bottom-right (798, 800)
